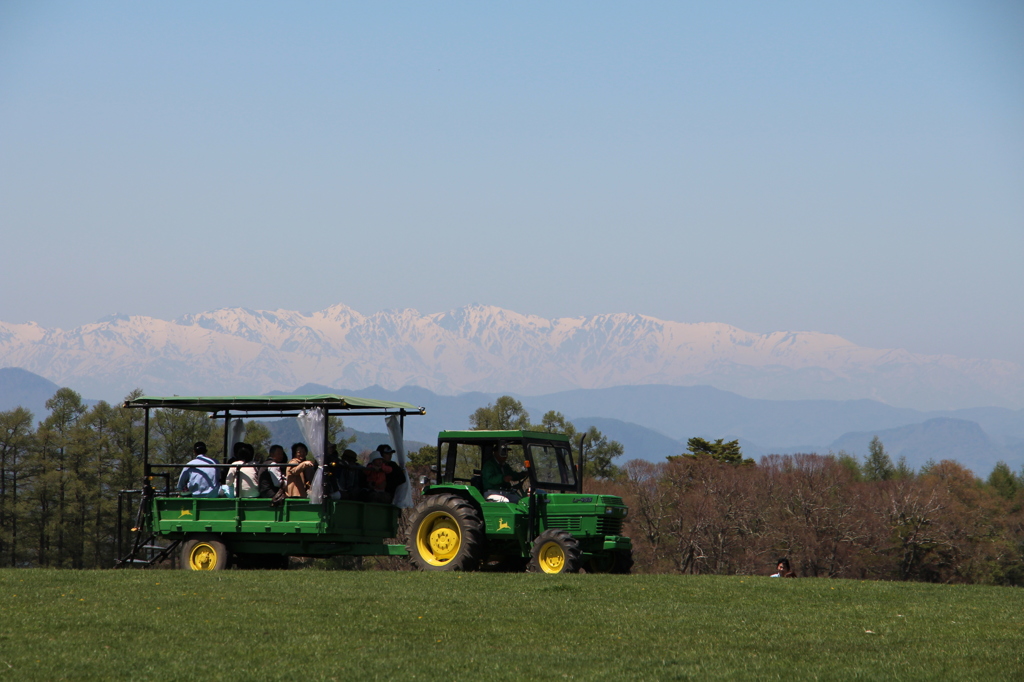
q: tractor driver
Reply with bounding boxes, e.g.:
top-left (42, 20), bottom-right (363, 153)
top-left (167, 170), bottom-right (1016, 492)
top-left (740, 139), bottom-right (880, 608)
top-left (481, 443), bottom-right (528, 503)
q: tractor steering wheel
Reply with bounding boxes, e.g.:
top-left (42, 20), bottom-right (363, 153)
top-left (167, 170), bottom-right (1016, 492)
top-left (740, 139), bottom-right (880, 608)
top-left (513, 471), bottom-right (530, 497)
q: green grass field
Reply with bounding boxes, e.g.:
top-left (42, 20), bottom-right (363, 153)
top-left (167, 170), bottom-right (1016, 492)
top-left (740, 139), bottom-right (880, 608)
top-left (1, 569), bottom-right (1021, 681)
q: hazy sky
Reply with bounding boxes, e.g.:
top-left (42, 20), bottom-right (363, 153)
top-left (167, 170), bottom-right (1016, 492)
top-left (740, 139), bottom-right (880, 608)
top-left (2, 2), bottom-right (1022, 363)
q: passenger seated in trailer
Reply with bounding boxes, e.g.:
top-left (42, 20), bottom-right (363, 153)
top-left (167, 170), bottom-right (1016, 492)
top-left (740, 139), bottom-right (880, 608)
top-left (323, 444), bottom-right (343, 500)
top-left (257, 444), bottom-right (287, 497)
top-left (284, 442), bottom-right (316, 497)
top-left (338, 449), bottom-right (368, 500)
top-left (221, 442), bottom-right (248, 485)
top-left (481, 443), bottom-right (527, 503)
top-left (376, 444), bottom-right (407, 501)
top-left (364, 450), bottom-right (392, 503)
top-left (177, 442), bottom-right (219, 498)
top-left (225, 443), bottom-right (259, 498)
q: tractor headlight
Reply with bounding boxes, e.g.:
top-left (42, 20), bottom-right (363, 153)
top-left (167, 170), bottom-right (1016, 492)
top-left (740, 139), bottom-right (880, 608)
top-left (605, 507), bottom-right (614, 515)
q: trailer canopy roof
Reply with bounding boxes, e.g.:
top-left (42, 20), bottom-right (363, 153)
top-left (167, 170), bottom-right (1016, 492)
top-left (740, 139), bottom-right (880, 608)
top-left (123, 394), bottom-right (425, 416)
top-left (438, 430), bottom-right (571, 443)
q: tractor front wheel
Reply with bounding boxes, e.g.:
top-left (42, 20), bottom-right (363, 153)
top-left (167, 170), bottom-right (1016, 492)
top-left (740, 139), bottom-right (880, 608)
top-left (408, 494), bottom-right (485, 571)
top-left (528, 529), bottom-right (581, 574)
top-left (180, 536), bottom-right (229, 571)
top-left (588, 549), bottom-right (634, 574)
top-left (610, 548), bottom-right (634, 574)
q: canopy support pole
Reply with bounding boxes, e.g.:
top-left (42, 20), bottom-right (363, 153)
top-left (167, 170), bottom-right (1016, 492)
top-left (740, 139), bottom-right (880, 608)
top-left (143, 408), bottom-right (150, 477)
top-left (323, 409), bottom-right (331, 455)
top-left (223, 410), bottom-right (231, 462)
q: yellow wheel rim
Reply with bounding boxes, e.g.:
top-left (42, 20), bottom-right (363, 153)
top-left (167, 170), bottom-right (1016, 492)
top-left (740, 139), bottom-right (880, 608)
top-left (188, 542), bottom-right (219, 570)
top-left (538, 541), bottom-right (565, 574)
top-left (416, 511), bottom-right (462, 566)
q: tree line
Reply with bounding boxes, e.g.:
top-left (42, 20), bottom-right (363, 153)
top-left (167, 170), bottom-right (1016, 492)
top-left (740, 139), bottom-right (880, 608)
top-left (3, 388), bottom-right (1022, 584)
top-left (0, 387), bottom-right (346, 568)
top-left (588, 436), bottom-right (1024, 584)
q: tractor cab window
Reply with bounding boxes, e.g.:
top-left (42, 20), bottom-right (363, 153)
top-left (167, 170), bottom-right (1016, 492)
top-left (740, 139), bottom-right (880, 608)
top-left (441, 442), bottom-right (480, 483)
top-left (441, 441), bottom-right (526, 486)
top-left (528, 443), bottom-right (577, 490)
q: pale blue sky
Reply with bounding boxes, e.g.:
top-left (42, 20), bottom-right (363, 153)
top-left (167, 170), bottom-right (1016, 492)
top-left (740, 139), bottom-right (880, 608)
top-left (2, 2), bottom-right (1022, 363)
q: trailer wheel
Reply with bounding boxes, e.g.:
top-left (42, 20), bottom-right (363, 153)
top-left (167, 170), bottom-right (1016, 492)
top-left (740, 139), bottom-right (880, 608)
top-left (180, 536), bottom-right (229, 571)
top-left (235, 553), bottom-right (289, 570)
top-left (528, 529), bottom-right (581, 574)
top-left (408, 494), bottom-right (484, 571)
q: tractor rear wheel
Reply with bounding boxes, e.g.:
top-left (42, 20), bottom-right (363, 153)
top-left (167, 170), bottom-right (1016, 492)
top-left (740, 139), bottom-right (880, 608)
top-left (528, 529), bottom-right (581, 574)
top-left (180, 535), bottom-right (229, 571)
top-left (408, 494), bottom-right (485, 571)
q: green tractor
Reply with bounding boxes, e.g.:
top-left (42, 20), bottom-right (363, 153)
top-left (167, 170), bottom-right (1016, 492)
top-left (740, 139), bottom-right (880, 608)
top-left (407, 430), bottom-right (632, 574)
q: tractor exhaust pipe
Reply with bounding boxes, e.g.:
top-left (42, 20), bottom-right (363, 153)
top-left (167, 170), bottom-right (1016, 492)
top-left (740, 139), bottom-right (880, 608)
top-left (577, 434), bottom-right (587, 494)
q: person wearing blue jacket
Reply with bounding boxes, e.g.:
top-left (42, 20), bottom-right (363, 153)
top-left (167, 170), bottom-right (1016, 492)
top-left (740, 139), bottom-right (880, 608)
top-left (177, 442), bottom-right (219, 497)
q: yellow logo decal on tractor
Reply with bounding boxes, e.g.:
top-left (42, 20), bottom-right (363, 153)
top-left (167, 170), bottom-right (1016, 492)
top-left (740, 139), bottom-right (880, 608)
top-left (497, 518), bottom-right (510, 531)
top-left (179, 509), bottom-right (193, 518)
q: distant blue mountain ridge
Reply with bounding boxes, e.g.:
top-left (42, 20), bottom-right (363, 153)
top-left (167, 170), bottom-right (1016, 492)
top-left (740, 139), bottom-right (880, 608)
top-left (282, 382), bottom-right (1024, 477)
top-left (3, 367), bottom-right (1020, 477)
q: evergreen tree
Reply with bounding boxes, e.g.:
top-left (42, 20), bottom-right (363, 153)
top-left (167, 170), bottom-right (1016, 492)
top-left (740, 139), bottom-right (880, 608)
top-left (37, 388), bottom-right (87, 566)
top-left (676, 437), bottom-right (753, 465)
top-left (152, 407), bottom-right (220, 463)
top-left (0, 407), bottom-right (34, 567)
top-left (894, 455), bottom-right (915, 480)
top-left (408, 445), bottom-right (438, 468)
top-left (835, 451), bottom-right (863, 481)
top-left (863, 436), bottom-right (895, 482)
top-left (987, 461), bottom-right (1017, 500)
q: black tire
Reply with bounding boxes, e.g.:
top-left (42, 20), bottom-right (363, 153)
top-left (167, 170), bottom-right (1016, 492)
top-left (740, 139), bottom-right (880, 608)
top-left (610, 549), bottom-right (634, 574)
top-left (584, 552), bottom-right (616, 574)
top-left (407, 494), bottom-right (485, 571)
top-left (235, 553), bottom-right (289, 570)
top-left (489, 554), bottom-right (528, 573)
top-left (180, 535), bottom-right (229, 571)
top-left (528, 529), bottom-right (581, 574)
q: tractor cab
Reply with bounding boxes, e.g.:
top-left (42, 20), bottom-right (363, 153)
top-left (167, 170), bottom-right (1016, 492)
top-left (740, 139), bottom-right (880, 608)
top-left (406, 430), bottom-right (632, 574)
top-left (438, 430), bottom-right (579, 497)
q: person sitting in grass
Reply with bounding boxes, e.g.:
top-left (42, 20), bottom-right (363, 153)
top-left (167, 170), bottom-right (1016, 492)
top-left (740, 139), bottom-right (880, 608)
top-left (482, 444), bottom-right (527, 503)
top-left (771, 558), bottom-right (796, 578)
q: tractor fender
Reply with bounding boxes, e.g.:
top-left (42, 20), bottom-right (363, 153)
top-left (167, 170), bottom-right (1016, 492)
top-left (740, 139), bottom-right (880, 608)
top-left (422, 484), bottom-right (487, 512)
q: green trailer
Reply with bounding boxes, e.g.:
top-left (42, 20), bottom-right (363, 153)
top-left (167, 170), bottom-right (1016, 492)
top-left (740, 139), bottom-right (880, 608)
top-left (407, 430), bottom-right (632, 574)
top-left (116, 394), bottom-right (423, 570)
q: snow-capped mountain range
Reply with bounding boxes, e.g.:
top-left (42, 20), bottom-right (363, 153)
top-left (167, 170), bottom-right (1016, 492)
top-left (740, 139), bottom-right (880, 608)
top-left (1, 303), bottom-right (1021, 410)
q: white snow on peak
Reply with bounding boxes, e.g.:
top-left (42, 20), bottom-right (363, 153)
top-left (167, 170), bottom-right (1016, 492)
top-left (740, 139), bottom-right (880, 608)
top-left (0, 303), bottom-right (1021, 410)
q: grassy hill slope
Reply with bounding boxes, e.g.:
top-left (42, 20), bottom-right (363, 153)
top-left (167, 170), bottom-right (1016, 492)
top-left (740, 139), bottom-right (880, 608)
top-left (1, 570), bottom-right (1021, 680)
